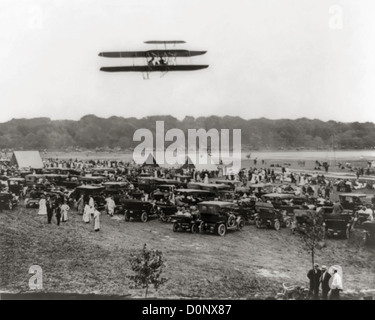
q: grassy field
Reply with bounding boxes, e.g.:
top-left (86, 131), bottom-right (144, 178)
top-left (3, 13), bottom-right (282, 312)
top-left (1, 197), bottom-right (374, 299)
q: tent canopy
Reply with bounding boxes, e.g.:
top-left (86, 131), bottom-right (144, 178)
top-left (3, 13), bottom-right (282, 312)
top-left (10, 151), bottom-right (44, 169)
top-left (180, 153), bottom-right (218, 171)
top-left (142, 153), bottom-right (160, 167)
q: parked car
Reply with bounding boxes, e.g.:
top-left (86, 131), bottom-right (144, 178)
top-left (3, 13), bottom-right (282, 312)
top-left (122, 199), bottom-right (156, 222)
top-left (197, 201), bottom-right (245, 236)
top-left (339, 193), bottom-right (367, 213)
top-left (175, 189), bottom-right (217, 206)
top-left (171, 210), bottom-right (201, 233)
top-left (0, 192), bottom-right (18, 210)
top-left (362, 221), bottom-right (375, 246)
top-left (69, 185), bottom-right (106, 209)
top-left (254, 202), bottom-right (285, 230)
top-left (322, 212), bottom-right (354, 239)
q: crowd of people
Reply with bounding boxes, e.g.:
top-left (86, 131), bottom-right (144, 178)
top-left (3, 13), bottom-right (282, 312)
top-left (307, 263), bottom-right (343, 300)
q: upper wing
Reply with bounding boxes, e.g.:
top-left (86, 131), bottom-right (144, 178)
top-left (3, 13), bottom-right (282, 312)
top-left (99, 50), bottom-right (206, 58)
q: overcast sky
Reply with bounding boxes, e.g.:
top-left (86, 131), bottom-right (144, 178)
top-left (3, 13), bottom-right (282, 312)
top-left (1, 0), bottom-right (375, 123)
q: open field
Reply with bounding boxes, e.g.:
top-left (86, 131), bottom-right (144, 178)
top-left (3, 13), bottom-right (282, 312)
top-left (1, 197), bottom-right (374, 299)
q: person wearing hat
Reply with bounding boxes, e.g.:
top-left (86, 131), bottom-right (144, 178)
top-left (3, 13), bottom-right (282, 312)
top-left (307, 263), bottom-right (322, 300)
top-left (330, 268), bottom-right (343, 300)
top-left (38, 194), bottom-right (47, 216)
top-left (320, 265), bottom-right (331, 300)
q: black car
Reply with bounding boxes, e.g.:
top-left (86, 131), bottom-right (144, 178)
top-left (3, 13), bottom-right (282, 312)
top-left (197, 201), bottom-right (245, 236)
top-left (0, 192), bottom-right (18, 210)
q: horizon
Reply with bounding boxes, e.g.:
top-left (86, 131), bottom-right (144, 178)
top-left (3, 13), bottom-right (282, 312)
top-left (1, 0), bottom-right (375, 123)
top-left (2, 114), bottom-right (375, 125)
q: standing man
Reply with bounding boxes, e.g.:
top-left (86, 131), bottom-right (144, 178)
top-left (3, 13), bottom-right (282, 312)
top-left (330, 268), bottom-right (343, 300)
top-left (307, 263), bottom-right (322, 300)
top-left (320, 265), bottom-right (331, 300)
top-left (55, 200), bottom-right (62, 226)
top-left (46, 196), bottom-right (54, 224)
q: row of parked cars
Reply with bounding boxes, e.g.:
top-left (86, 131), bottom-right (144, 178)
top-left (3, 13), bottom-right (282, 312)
top-left (2, 170), bottom-right (374, 245)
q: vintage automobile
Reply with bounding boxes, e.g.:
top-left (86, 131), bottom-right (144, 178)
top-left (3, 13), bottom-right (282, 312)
top-left (122, 199), bottom-right (155, 222)
top-left (261, 193), bottom-right (296, 218)
top-left (69, 185), bottom-right (106, 209)
top-left (339, 193), bottom-right (368, 213)
top-left (103, 181), bottom-right (129, 195)
top-left (292, 209), bottom-right (323, 234)
top-left (175, 189), bottom-right (217, 206)
top-left (25, 188), bottom-right (46, 208)
top-left (247, 183), bottom-right (273, 198)
top-left (7, 177), bottom-right (25, 196)
top-left (362, 221), bottom-right (375, 246)
top-left (155, 203), bottom-right (178, 222)
top-left (171, 210), bottom-right (201, 233)
top-left (254, 202), bottom-right (289, 230)
top-left (77, 175), bottom-right (107, 186)
top-left (0, 191), bottom-right (18, 210)
top-left (197, 201), bottom-right (245, 236)
top-left (24, 174), bottom-right (47, 186)
top-left (151, 184), bottom-right (176, 201)
top-left (322, 212), bottom-right (354, 239)
top-left (234, 196), bottom-right (258, 223)
top-left (215, 179), bottom-right (242, 190)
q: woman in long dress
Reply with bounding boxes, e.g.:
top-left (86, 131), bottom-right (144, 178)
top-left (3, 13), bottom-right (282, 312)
top-left (83, 202), bottom-right (91, 223)
top-left (93, 207), bottom-right (101, 232)
top-left (38, 195), bottom-right (47, 215)
top-left (61, 201), bottom-right (70, 222)
top-left (76, 195), bottom-right (84, 215)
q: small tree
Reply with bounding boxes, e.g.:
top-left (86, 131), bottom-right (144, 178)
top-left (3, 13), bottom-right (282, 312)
top-left (300, 211), bottom-right (324, 296)
top-left (299, 212), bottom-right (325, 269)
top-left (128, 244), bottom-right (167, 298)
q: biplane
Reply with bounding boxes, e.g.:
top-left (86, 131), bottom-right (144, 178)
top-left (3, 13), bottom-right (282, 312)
top-left (99, 41), bottom-right (208, 76)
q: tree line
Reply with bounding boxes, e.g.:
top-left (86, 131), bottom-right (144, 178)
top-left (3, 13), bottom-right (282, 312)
top-left (0, 114), bottom-right (374, 151)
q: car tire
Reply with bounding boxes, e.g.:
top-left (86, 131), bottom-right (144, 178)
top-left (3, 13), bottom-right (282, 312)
top-left (199, 221), bottom-right (205, 234)
top-left (124, 211), bottom-right (130, 222)
top-left (217, 223), bottom-right (226, 236)
top-left (363, 232), bottom-right (369, 246)
top-left (173, 222), bottom-right (179, 232)
top-left (274, 220), bottom-right (281, 231)
top-left (236, 217), bottom-right (245, 230)
top-left (255, 218), bottom-right (262, 229)
top-left (285, 218), bottom-right (291, 228)
top-left (191, 223), bottom-right (198, 234)
top-left (160, 212), bottom-right (167, 223)
top-left (345, 227), bottom-right (350, 239)
top-left (141, 212), bottom-right (148, 223)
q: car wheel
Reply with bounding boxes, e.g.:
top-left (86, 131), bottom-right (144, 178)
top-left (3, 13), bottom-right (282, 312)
top-left (124, 211), bottom-right (130, 222)
top-left (141, 212), bottom-right (148, 223)
top-left (160, 212), bottom-right (167, 223)
top-left (255, 218), bottom-right (262, 229)
top-left (363, 232), bottom-right (369, 246)
top-left (217, 223), bottom-right (227, 236)
top-left (227, 214), bottom-right (236, 228)
top-left (345, 227), bottom-right (350, 239)
top-left (8, 200), bottom-right (13, 210)
top-left (191, 223), bottom-right (198, 234)
top-left (285, 218), bottom-right (291, 228)
top-left (199, 221), bottom-right (205, 234)
top-left (236, 217), bottom-right (245, 230)
top-left (274, 220), bottom-right (281, 231)
top-left (173, 222), bottom-right (179, 232)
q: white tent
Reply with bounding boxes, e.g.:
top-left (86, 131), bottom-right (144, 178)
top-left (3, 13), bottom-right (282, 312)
top-left (10, 151), bottom-right (44, 169)
top-left (180, 153), bottom-right (218, 171)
